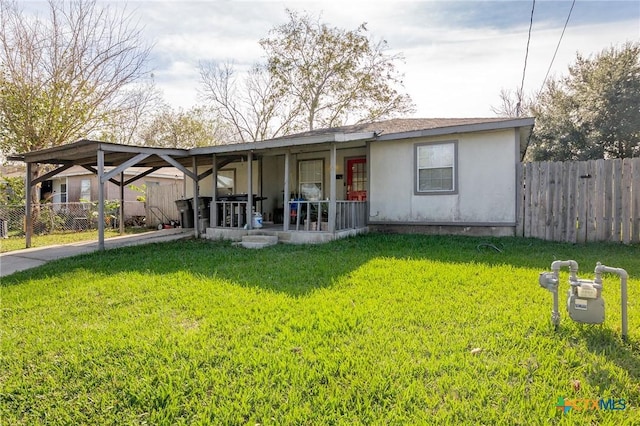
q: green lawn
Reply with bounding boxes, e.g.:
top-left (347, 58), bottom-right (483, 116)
top-left (0, 228), bottom-right (151, 253)
top-left (1, 234), bottom-right (639, 424)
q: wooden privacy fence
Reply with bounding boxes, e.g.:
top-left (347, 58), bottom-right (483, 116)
top-left (145, 183), bottom-right (184, 227)
top-left (516, 158), bottom-right (640, 244)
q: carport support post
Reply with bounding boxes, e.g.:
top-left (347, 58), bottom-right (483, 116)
top-left (192, 157), bottom-right (199, 238)
top-left (283, 151), bottom-right (290, 232)
top-left (211, 154), bottom-right (217, 227)
top-left (119, 172), bottom-right (125, 235)
top-left (247, 151), bottom-right (253, 230)
top-left (25, 162), bottom-right (32, 248)
top-left (329, 143), bottom-right (337, 233)
top-left (98, 149), bottom-right (105, 250)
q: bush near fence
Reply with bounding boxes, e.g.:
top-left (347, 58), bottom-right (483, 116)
top-left (0, 201), bottom-right (146, 237)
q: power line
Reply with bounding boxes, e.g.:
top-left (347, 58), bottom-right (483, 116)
top-left (518, 0), bottom-right (536, 117)
top-left (540, 0), bottom-right (576, 93)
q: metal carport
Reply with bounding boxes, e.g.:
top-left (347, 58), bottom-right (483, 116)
top-left (9, 140), bottom-right (206, 250)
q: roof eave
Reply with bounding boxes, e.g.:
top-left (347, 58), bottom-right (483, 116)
top-left (375, 117), bottom-right (535, 141)
top-left (189, 132), bottom-right (377, 156)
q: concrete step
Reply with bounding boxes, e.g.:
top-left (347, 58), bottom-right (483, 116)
top-left (240, 235), bottom-right (278, 249)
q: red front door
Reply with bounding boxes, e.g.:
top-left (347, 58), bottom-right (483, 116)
top-left (346, 158), bottom-right (367, 201)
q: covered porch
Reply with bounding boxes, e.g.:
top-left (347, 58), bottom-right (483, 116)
top-left (189, 132), bottom-right (374, 244)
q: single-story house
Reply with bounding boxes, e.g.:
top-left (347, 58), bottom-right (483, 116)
top-left (10, 117), bottom-right (534, 248)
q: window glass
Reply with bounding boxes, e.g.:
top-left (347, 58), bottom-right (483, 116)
top-left (299, 159), bottom-right (323, 200)
top-left (80, 179), bottom-right (91, 201)
top-left (217, 169), bottom-right (235, 194)
top-left (416, 142), bottom-right (456, 193)
top-left (60, 183), bottom-right (67, 203)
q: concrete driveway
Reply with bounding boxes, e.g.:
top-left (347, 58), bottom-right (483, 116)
top-left (0, 228), bottom-right (192, 278)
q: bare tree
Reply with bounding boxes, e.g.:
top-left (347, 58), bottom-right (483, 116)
top-left (491, 87), bottom-right (532, 118)
top-left (0, 0), bottom-right (152, 198)
top-left (98, 77), bottom-right (164, 146)
top-left (199, 61), bottom-right (299, 143)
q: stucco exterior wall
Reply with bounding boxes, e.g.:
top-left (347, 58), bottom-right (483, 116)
top-left (369, 129), bottom-right (518, 224)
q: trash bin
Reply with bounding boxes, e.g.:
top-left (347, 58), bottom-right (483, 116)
top-left (175, 199), bottom-right (194, 228)
top-left (197, 197), bottom-right (212, 219)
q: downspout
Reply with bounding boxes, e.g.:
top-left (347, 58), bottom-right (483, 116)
top-left (594, 262), bottom-right (629, 340)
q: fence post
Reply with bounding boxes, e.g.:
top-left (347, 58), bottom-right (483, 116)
top-left (515, 163), bottom-right (524, 237)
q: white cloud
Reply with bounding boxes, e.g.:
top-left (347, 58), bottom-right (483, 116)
top-left (66, 1), bottom-right (640, 116)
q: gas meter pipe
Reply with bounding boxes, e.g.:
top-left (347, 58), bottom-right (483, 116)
top-left (549, 260), bottom-right (580, 327)
top-left (594, 262), bottom-right (629, 341)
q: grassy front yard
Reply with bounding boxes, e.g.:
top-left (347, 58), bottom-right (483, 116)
top-left (1, 234), bottom-right (639, 424)
top-left (0, 228), bottom-right (151, 253)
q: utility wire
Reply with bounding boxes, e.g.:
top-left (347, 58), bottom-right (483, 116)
top-left (517, 0), bottom-right (536, 117)
top-left (539, 0), bottom-right (576, 93)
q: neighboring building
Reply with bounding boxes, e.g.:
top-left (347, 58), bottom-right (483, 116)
top-left (40, 165), bottom-right (183, 205)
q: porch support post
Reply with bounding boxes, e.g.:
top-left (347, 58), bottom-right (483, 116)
top-left (247, 151), bottom-right (253, 230)
top-left (119, 172), bottom-right (125, 235)
top-left (97, 149), bottom-right (105, 250)
top-left (192, 156), bottom-right (199, 238)
top-left (329, 143), bottom-right (337, 233)
top-left (25, 162), bottom-right (33, 248)
top-left (211, 154), bottom-right (217, 228)
top-left (283, 151), bottom-right (290, 232)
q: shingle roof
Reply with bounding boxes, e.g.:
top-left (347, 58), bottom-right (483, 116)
top-left (272, 117), bottom-right (528, 140)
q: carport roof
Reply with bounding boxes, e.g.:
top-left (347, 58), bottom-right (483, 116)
top-left (9, 139), bottom-right (191, 167)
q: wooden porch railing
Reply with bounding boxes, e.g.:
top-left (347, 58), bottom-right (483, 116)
top-left (336, 201), bottom-right (367, 230)
top-left (214, 201), bottom-right (249, 228)
top-left (211, 199), bottom-right (367, 231)
top-left (288, 200), bottom-right (367, 231)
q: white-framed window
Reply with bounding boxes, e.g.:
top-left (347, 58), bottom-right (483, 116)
top-left (80, 179), bottom-right (91, 209)
top-left (298, 159), bottom-right (323, 200)
top-left (415, 141), bottom-right (457, 194)
top-left (60, 182), bottom-right (67, 203)
top-left (217, 169), bottom-right (235, 194)
top-left (80, 179), bottom-right (91, 201)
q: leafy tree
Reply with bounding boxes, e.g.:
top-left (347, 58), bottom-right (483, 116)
top-left (138, 106), bottom-right (231, 148)
top-left (200, 9), bottom-right (414, 142)
top-left (526, 42), bottom-right (640, 161)
top-left (0, 0), bottom-right (151, 183)
top-left (0, 175), bottom-right (24, 205)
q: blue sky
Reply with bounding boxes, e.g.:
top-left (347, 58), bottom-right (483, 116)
top-left (25, 0), bottom-right (640, 117)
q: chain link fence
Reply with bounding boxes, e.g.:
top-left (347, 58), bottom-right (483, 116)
top-left (0, 201), bottom-right (146, 238)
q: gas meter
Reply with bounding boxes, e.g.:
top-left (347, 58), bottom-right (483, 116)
top-left (538, 260), bottom-right (630, 340)
top-left (566, 279), bottom-right (604, 324)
